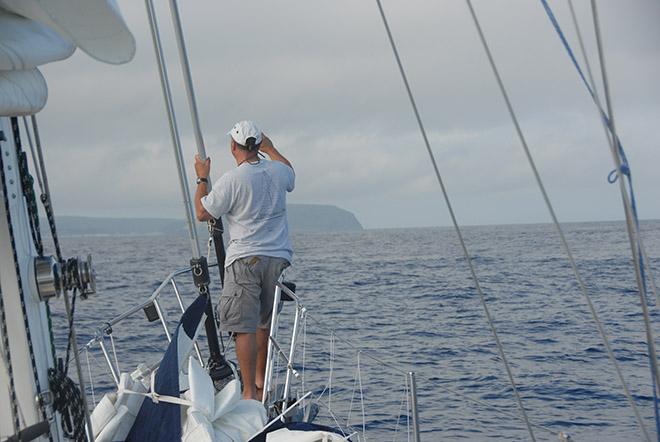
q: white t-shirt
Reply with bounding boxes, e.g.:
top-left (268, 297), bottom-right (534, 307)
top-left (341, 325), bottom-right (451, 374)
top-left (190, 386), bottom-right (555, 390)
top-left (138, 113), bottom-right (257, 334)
top-left (201, 159), bottom-right (295, 267)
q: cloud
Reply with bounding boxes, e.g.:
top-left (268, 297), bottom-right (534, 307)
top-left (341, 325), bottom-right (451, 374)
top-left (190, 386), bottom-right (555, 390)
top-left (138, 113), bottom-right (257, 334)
top-left (33, 0), bottom-right (660, 228)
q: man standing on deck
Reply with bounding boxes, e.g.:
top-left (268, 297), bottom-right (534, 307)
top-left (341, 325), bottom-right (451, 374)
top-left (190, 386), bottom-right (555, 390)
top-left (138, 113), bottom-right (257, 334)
top-left (193, 120), bottom-right (294, 401)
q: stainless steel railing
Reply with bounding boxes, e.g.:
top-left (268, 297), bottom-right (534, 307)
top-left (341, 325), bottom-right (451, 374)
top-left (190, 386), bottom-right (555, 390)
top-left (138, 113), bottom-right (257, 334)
top-left (80, 263), bottom-right (217, 385)
top-left (80, 264), bottom-right (421, 441)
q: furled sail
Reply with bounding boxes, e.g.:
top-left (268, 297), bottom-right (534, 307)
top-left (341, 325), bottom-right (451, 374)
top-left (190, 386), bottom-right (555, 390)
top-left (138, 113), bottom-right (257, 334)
top-left (0, 0), bottom-right (135, 116)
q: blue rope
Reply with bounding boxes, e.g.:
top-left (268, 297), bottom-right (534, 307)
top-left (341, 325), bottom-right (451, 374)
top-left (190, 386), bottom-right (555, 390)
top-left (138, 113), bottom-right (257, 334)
top-left (538, 1), bottom-right (659, 439)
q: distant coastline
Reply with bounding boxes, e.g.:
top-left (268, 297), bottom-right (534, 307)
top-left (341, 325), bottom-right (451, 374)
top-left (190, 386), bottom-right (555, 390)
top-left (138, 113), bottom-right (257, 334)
top-left (52, 204), bottom-right (363, 236)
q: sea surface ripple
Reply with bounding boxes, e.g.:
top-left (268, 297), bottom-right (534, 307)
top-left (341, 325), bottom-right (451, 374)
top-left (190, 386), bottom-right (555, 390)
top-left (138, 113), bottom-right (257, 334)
top-left (51, 220), bottom-right (660, 441)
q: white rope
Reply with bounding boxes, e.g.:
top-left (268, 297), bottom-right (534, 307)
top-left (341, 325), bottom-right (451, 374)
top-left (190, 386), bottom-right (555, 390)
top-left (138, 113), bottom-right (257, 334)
top-left (309, 332), bottom-right (335, 404)
top-left (301, 311), bottom-right (307, 403)
top-left (357, 352), bottom-right (367, 441)
top-left (83, 343), bottom-right (113, 386)
top-left (375, 1), bottom-right (536, 439)
top-left (465, 1), bottom-right (651, 439)
top-left (392, 380), bottom-right (408, 442)
top-left (85, 348), bottom-right (97, 408)
top-left (346, 353), bottom-right (360, 428)
top-left (306, 313), bottom-right (408, 376)
top-left (112, 363), bottom-right (191, 407)
top-left (121, 388), bottom-right (195, 407)
top-left (315, 399), bottom-right (351, 439)
top-left (109, 333), bottom-right (121, 376)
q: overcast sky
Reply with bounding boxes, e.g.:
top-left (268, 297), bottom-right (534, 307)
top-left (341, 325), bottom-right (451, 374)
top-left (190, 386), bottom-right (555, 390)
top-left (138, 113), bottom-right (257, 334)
top-left (37, 0), bottom-right (660, 229)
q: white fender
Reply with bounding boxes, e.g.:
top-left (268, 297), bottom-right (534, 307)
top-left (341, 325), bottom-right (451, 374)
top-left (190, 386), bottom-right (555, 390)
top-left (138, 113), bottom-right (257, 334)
top-left (90, 393), bottom-right (117, 438)
top-left (115, 372), bottom-right (146, 416)
top-left (95, 404), bottom-right (129, 442)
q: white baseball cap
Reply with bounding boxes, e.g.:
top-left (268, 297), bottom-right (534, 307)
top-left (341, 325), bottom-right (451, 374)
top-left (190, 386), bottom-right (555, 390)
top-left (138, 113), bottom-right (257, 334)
top-left (227, 120), bottom-right (263, 146)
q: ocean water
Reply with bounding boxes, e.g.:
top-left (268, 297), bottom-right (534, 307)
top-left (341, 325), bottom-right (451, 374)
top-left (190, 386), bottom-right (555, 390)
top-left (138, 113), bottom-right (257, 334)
top-left (50, 220), bottom-right (660, 441)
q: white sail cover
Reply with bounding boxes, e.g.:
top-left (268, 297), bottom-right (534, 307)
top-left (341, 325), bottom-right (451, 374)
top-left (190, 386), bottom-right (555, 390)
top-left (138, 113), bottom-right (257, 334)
top-left (0, 0), bottom-right (135, 115)
top-left (0, 69), bottom-right (47, 115)
top-left (90, 361), bottom-right (267, 442)
top-left (0, 10), bottom-right (74, 70)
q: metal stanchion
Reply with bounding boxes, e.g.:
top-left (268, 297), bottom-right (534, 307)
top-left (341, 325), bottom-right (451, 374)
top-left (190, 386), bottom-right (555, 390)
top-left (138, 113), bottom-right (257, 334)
top-left (408, 371), bottom-right (421, 442)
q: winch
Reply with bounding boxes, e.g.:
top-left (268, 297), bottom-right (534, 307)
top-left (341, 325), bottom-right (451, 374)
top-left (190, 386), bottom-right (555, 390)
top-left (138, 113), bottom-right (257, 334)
top-left (32, 254), bottom-right (96, 301)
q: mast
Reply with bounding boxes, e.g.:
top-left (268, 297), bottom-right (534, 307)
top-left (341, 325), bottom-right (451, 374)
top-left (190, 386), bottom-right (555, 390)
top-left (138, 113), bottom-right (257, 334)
top-left (0, 117), bottom-right (63, 441)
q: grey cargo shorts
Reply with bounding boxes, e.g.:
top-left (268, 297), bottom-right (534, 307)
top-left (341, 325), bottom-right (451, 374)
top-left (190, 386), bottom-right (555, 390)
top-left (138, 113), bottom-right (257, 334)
top-left (217, 256), bottom-right (290, 333)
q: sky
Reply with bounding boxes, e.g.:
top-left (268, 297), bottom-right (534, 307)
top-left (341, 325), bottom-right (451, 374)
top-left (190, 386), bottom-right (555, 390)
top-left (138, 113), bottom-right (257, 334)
top-left (36, 0), bottom-right (660, 229)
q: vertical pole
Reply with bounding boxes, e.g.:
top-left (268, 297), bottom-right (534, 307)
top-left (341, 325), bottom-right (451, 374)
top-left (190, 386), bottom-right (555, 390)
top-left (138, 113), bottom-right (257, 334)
top-left (165, 0), bottom-right (208, 161)
top-left (152, 299), bottom-right (172, 343)
top-left (98, 338), bottom-right (120, 386)
top-left (263, 281), bottom-right (282, 404)
top-left (145, 0), bottom-right (226, 369)
top-left (144, 0), bottom-right (201, 258)
top-left (164, 0), bottom-right (230, 288)
top-left (171, 278), bottom-right (204, 364)
top-left (282, 303), bottom-right (301, 409)
top-left (165, 0), bottom-right (231, 288)
top-left (408, 371), bottom-right (421, 442)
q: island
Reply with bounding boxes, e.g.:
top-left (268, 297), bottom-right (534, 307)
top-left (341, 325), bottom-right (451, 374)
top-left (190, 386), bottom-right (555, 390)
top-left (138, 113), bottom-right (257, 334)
top-left (52, 204), bottom-right (363, 236)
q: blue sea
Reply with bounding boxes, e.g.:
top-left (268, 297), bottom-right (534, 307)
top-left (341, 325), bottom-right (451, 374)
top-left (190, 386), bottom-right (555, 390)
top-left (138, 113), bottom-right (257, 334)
top-left (51, 221), bottom-right (660, 441)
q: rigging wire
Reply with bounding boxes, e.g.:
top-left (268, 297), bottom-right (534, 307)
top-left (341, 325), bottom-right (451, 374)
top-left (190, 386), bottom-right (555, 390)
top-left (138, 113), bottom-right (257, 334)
top-left (28, 115), bottom-right (93, 440)
top-left (419, 373), bottom-right (559, 438)
top-left (565, 1), bottom-right (660, 436)
top-left (21, 117), bottom-right (44, 193)
top-left (374, 1), bottom-right (536, 440)
top-left (392, 386), bottom-right (405, 441)
top-left (539, 0), bottom-right (660, 438)
top-left (85, 348), bottom-right (96, 408)
top-left (591, 2), bottom-right (660, 439)
top-left (144, 0), bottom-right (200, 258)
top-left (306, 312), bottom-right (408, 376)
top-left (310, 320), bottom-right (561, 438)
top-left (465, 1), bottom-right (651, 440)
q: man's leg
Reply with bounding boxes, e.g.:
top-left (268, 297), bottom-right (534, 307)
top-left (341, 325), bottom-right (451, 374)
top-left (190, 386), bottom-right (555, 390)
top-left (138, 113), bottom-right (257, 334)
top-left (256, 257), bottom-right (291, 401)
top-left (255, 327), bottom-right (270, 400)
top-left (219, 258), bottom-right (263, 401)
top-left (235, 332), bottom-right (257, 400)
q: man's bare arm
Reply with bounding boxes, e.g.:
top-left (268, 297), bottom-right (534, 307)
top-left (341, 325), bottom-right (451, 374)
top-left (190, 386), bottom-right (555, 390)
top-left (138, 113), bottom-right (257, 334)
top-left (260, 134), bottom-right (293, 170)
top-left (194, 154), bottom-right (213, 222)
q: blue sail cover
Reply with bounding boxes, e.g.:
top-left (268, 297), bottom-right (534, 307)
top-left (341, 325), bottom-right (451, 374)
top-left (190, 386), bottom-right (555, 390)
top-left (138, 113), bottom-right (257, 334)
top-left (125, 295), bottom-right (207, 442)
